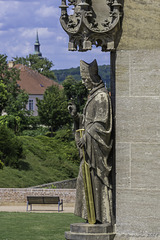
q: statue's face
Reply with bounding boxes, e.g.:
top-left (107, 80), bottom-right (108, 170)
top-left (81, 77), bottom-right (93, 90)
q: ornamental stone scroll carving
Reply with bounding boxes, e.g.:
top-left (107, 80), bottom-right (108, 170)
top-left (59, 0), bottom-right (123, 52)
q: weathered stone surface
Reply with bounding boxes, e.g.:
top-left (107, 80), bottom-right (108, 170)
top-left (65, 232), bottom-right (115, 240)
top-left (118, 0), bottom-right (160, 50)
top-left (31, 178), bottom-right (77, 189)
top-left (59, 0), bottom-right (123, 51)
top-left (130, 50), bottom-right (160, 96)
top-left (116, 50), bottom-right (160, 97)
top-left (131, 143), bottom-right (160, 189)
top-left (116, 51), bottom-right (130, 97)
top-left (116, 143), bottom-right (131, 188)
top-left (0, 188), bottom-right (76, 204)
top-left (114, 1), bottom-right (160, 235)
top-left (114, 236), bottom-right (160, 240)
top-left (71, 60), bottom-right (113, 224)
top-left (70, 223), bottom-right (115, 234)
top-left (116, 96), bottom-right (160, 143)
top-left (65, 223), bottom-right (116, 240)
top-left (116, 189), bottom-right (160, 236)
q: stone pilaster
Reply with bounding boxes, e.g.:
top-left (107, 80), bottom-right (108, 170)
top-left (113, 0), bottom-right (160, 238)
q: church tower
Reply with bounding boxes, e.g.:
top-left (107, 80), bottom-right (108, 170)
top-left (34, 31), bottom-right (42, 57)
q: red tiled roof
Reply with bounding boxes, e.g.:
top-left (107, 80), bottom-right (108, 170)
top-left (15, 64), bottom-right (62, 95)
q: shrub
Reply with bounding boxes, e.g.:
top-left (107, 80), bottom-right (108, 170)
top-left (54, 127), bottom-right (74, 141)
top-left (0, 125), bottom-right (24, 168)
top-left (0, 160), bottom-right (4, 169)
top-left (22, 127), bottom-right (48, 137)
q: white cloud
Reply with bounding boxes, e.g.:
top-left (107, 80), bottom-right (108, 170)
top-left (56, 35), bottom-right (67, 43)
top-left (20, 27), bottom-right (55, 39)
top-left (36, 5), bottom-right (59, 18)
top-left (0, 1), bottom-right (110, 69)
top-left (0, 1), bottom-right (21, 16)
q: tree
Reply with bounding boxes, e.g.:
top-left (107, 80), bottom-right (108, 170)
top-left (53, 65), bottom-right (110, 88)
top-left (0, 80), bottom-right (9, 115)
top-left (14, 54), bottom-right (56, 80)
top-left (37, 85), bottom-right (71, 136)
top-left (0, 54), bottom-right (29, 132)
top-left (62, 75), bottom-right (88, 113)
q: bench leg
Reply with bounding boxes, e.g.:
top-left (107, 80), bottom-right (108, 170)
top-left (58, 200), bottom-right (63, 212)
top-left (26, 201), bottom-right (29, 211)
top-left (30, 204), bottom-right (32, 211)
top-left (58, 202), bottom-right (60, 212)
top-left (61, 200), bottom-right (63, 211)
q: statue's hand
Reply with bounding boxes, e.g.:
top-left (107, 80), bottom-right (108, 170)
top-left (77, 137), bottom-right (85, 148)
top-left (68, 102), bottom-right (77, 117)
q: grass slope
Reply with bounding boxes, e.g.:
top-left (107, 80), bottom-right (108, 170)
top-left (0, 134), bottom-right (79, 188)
top-left (0, 212), bottom-right (85, 240)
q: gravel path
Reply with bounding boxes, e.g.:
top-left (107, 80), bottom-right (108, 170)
top-left (0, 203), bottom-right (74, 213)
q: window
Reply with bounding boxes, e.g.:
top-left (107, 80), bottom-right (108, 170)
top-left (29, 100), bottom-right (34, 111)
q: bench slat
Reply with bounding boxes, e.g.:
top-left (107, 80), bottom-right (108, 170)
top-left (26, 196), bottom-right (63, 212)
top-left (43, 197), bottom-right (60, 204)
top-left (27, 197), bottom-right (44, 204)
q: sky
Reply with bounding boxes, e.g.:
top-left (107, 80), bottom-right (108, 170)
top-left (0, 0), bottom-right (110, 69)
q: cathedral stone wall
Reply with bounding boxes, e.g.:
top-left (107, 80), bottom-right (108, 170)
top-left (113, 0), bottom-right (160, 238)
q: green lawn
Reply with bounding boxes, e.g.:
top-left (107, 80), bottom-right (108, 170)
top-left (0, 212), bottom-right (85, 240)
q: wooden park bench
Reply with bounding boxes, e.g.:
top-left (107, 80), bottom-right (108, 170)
top-left (26, 196), bottom-right (63, 212)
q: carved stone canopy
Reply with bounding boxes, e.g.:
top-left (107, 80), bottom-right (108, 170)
top-left (59, 0), bottom-right (123, 52)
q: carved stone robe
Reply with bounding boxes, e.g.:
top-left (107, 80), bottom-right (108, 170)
top-left (74, 82), bottom-right (113, 224)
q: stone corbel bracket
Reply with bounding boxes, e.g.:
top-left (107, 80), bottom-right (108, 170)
top-left (59, 0), bottom-right (123, 52)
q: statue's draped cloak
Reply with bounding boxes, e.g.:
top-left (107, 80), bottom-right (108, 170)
top-left (74, 83), bottom-right (113, 224)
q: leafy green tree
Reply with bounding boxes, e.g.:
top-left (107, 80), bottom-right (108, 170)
top-left (0, 80), bottom-right (9, 115)
top-left (14, 54), bottom-right (56, 80)
top-left (62, 75), bottom-right (88, 113)
top-left (37, 85), bottom-right (71, 136)
top-left (5, 91), bottom-right (29, 132)
top-left (53, 65), bottom-right (110, 89)
top-left (0, 54), bottom-right (29, 132)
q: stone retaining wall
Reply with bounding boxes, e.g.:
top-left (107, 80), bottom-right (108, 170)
top-left (32, 178), bottom-right (77, 189)
top-left (0, 188), bottom-right (76, 204)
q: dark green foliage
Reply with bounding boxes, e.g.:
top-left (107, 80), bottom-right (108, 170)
top-left (14, 54), bottom-right (56, 80)
top-left (37, 85), bottom-right (71, 134)
top-left (0, 115), bottom-right (21, 133)
top-left (98, 65), bottom-right (111, 90)
top-left (53, 65), bottom-right (110, 89)
top-left (0, 160), bottom-right (4, 169)
top-left (53, 127), bottom-right (74, 141)
top-left (0, 80), bottom-right (9, 115)
top-left (63, 75), bottom-right (88, 113)
top-left (53, 67), bottom-right (81, 83)
top-left (0, 125), bottom-right (24, 168)
top-left (22, 127), bottom-right (48, 137)
top-left (25, 115), bottom-right (41, 129)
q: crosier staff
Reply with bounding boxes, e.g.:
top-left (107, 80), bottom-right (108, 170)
top-left (76, 128), bottom-right (96, 224)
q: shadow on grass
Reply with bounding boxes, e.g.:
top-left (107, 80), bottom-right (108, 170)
top-left (18, 160), bottom-right (31, 171)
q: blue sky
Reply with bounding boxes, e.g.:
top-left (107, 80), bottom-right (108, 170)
top-left (0, 0), bottom-right (110, 69)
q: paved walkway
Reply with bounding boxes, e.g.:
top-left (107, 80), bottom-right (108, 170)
top-left (0, 203), bottom-right (74, 213)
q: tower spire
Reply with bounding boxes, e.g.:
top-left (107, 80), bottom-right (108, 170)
top-left (34, 31), bottom-right (42, 57)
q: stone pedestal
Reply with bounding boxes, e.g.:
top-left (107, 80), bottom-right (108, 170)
top-left (65, 223), bottom-right (115, 240)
